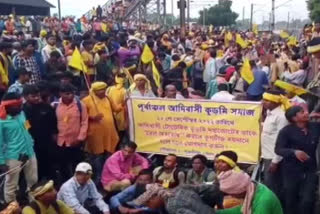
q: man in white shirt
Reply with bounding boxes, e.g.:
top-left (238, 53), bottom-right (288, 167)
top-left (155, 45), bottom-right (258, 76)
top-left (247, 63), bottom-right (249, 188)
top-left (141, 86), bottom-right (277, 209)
top-left (164, 84), bottom-right (185, 99)
top-left (261, 90), bottom-right (289, 199)
top-left (203, 49), bottom-right (218, 86)
top-left (211, 83), bottom-right (235, 102)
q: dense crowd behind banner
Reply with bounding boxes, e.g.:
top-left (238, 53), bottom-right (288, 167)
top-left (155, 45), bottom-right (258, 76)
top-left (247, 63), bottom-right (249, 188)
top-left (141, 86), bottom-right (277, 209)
top-left (128, 98), bottom-right (262, 164)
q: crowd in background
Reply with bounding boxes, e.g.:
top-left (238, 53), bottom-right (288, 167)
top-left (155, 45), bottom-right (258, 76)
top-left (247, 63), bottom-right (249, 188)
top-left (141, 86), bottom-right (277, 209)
top-left (0, 11), bottom-right (320, 214)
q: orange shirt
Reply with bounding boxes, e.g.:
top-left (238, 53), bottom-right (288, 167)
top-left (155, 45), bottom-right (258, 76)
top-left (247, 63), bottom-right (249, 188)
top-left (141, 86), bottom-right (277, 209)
top-left (56, 99), bottom-right (88, 147)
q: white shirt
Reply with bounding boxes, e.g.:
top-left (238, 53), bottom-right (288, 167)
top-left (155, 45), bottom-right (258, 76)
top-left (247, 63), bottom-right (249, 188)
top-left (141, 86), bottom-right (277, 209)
top-left (203, 57), bottom-right (217, 83)
top-left (261, 106), bottom-right (289, 163)
top-left (210, 91), bottom-right (235, 102)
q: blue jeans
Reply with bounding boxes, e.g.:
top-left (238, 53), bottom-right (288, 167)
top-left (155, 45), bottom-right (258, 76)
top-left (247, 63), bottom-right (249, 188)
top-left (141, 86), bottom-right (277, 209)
top-left (283, 171), bottom-right (318, 214)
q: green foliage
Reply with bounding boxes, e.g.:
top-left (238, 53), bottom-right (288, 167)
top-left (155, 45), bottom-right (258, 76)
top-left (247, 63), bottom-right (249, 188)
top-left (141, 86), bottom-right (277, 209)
top-left (198, 0), bottom-right (238, 26)
top-left (307, 0), bottom-right (320, 22)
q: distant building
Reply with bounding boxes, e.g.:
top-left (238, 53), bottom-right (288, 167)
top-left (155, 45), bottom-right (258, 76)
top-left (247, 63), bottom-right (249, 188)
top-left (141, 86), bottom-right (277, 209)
top-left (0, 0), bottom-right (54, 16)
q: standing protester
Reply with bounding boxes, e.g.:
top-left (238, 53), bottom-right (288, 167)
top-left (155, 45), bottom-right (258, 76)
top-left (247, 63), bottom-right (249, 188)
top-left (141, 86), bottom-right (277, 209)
top-left (54, 83), bottom-right (88, 181)
top-left (7, 68), bottom-right (31, 96)
top-left (0, 42), bottom-right (13, 98)
top-left (23, 85), bottom-right (58, 180)
top-left (246, 60), bottom-right (269, 101)
top-left (15, 39), bottom-right (41, 84)
top-left (261, 90), bottom-right (289, 199)
top-left (0, 92), bottom-right (38, 203)
top-left (41, 34), bottom-right (63, 63)
top-left (275, 106), bottom-right (319, 214)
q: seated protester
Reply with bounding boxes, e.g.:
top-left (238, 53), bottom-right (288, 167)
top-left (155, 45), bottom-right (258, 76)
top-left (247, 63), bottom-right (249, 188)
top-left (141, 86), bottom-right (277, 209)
top-left (22, 180), bottom-right (73, 214)
top-left (214, 151), bottom-right (240, 175)
top-left (8, 68), bottom-right (31, 96)
top-left (153, 154), bottom-right (185, 189)
top-left (216, 171), bottom-right (283, 214)
top-left (186, 154), bottom-right (215, 185)
top-left (110, 169), bottom-right (155, 214)
top-left (95, 49), bottom-right (113, 85)
top-left (101, 141), bottom-right (149, 192)
top-left (164, 84), bottom-right (184, 99)
top-left (57, 162), bottom-right (110, 214)
top-left (211, 83), bottom-right (235, 102)
top-left (131, 183), bottom-right (221, 214)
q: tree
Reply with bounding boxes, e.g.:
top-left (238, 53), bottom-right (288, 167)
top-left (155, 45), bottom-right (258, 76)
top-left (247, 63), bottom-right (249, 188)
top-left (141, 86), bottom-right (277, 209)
top-left (198, 0), bottom-right (238, 26)
top-left (307, 0), bottom-right (320, 22)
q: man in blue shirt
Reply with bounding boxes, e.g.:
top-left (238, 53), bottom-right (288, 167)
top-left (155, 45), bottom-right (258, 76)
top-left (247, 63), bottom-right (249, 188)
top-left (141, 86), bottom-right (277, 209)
top-left (0, 92), bottom-right (38, 203)
top-left (110, 169), bottom-right (155, 214)
top-left (246, 60), bottom-right (269, 101)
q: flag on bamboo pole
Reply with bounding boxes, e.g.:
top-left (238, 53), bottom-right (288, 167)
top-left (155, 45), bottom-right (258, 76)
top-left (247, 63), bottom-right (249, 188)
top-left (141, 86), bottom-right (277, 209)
top-left (280, 30), bottom-right (289, 39)
top-left (236, 34), bottom-right (248, 49)
top-left (68, 47), bottom-right (88, 73)
top-left (141, 44), bottom-right (154, 64)
top-left (241, 58), bottom-right (254, 84)
top-left (151, 60), bottom-right (161, 88)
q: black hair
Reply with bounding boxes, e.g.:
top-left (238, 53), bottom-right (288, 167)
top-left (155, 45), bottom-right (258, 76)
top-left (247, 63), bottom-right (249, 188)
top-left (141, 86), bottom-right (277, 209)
top-left (191, 154), bottom-right (208, 165)
top-left (209, 49), bottom-right (217, 58)
top-left (217, 150), bottom-right (238, 163)
top-left (172, 55), bottom-right (180, 61)
top-left (285, 106), bottom-right (303, 123)
top-left (2, 92), bottom-right (21, 101)
top-left (0, 42), bottom-right (12, 51)
top-left (46, 33), bottom-right (56, 40)
top-left (167, 153), bottom-right (177, 158)
top-left (17, 68), bottom-right (31, 76)
top-left (138, 169), bottom-right (153, 178)
top-left (218, 83), bottom-right (229, 92)
top-left (21, 39), bottom-right (35, 49)
top-left (117, 73), bottom-right (127, 78)
top-left (50, 51), bottom-right (62, 59)
top-left (249, 60), bottom-right (256, 68)
top-left (123, 141), bottom-right (138, 150)
top-left (23, 85), bottom-right (40, 96)
top-left (178, 61), bottom-right (187, 69)
top-left (119, 39), bottom-right (127, 47)
top-left (30, 180), bottom-right (51, 193)
top-left (83, 40), bottom-right (93, 47)
top-left (59, 83), bottom-right (76, 93)
top-left (264, 89), bottom-right (284, 96)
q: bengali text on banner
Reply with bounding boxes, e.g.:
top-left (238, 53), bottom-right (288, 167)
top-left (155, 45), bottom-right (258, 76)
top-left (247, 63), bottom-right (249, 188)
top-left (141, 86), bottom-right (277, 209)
top-left (128, 98), bottom-right (262, 164)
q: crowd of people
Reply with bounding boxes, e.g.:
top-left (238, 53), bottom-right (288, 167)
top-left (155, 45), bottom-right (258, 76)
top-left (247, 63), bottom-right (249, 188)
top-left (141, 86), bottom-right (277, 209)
top-left (0, 11), bottom-right (320, 214)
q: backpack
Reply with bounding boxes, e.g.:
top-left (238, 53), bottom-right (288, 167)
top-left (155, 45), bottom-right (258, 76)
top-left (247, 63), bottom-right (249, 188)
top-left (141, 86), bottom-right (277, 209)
top-left (29, 201), bottom-right (61, 214)
top-left (52, 97), bottom-right (82, 121)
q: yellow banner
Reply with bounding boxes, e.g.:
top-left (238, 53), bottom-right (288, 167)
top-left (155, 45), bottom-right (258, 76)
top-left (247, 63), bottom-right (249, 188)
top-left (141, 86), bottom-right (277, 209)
top-left (128, 98), bottom-right (262, 164)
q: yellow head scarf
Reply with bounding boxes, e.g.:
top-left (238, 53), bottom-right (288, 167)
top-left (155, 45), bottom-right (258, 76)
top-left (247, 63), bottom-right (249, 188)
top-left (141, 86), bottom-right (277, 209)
top-left (30, 180), bottom-right (54, 198)
top-left (93, 42), bottom-right (106, 53)
top-left (115, 75), bottom-right (125, 89)
top-left (263, 92), bottom-right (292, 110)
top-left (129, 74), bottom-right (152, 92)
top-left (40, 30), bottom-right (47, 38)
top-left (274, 80), bottom-right (307, 96)
top-left (217, 155), bottom-right (241, 172)
top-left (91, 81), bottom-right (107, 91)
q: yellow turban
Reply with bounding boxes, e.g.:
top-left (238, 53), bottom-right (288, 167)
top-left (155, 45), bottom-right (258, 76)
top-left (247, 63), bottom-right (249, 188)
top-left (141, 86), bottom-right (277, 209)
top-left (40, 30), bottom-right (47, 37)
top-left (263, 92), bottom-right (292, 110)
top-left (30, 180), bottom-right (54, 198)
top-left (217, 155), bottom-right (241, 172)
top-left (93, 42), bottom-right (106, 53)
top-left (129, 74), bottom-right (152, 92)
top-left (91, 82), bottom-right (107, 91)
top-left (201, 43), bottom-right (209, 50)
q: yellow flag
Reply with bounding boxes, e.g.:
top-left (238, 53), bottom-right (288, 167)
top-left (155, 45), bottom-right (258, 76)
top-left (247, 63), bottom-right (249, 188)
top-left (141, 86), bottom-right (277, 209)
top-left (0, 61), bottom-right (8, 86)
top-left (224, 31), bottom-right (233, 47)
top-left (151, 61), bottom-right (161, 88)
top-left (236, 34), bottom-right (248, 49)
top-left (252, 24), bottom-right (258, 35)
top-left (280, 30), bottom-right (289, 39)
top-left (274, 80), bottom-right (307, 96)
top-left (312, 22), bottom-right (315, 33)
top-left (68, 47), bottom-right (88, 73)
top-left (141, 44), bottom-right (154, 64)
top-left (287, 36), bottom-right (297, 47)
top-left (241, 58), bottom-right (254, 84)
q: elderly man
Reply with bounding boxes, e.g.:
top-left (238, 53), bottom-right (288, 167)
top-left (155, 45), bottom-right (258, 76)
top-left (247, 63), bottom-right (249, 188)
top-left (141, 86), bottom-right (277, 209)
top-left (22, 180), bottom-right (74, 214)
top-left (58, 162), bottom-right (110, 214)
top-left (164, 84), bottom-right (184, 99)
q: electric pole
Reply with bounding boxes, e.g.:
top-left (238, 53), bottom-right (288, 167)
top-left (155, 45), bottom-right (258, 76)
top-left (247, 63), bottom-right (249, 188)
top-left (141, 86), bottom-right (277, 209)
top-left (287, 12), bottom-right (290, 30)
top-left (58, 0), bottom-right (61, 20)
top-left (242, 6), bottom-right (245, 26)
top-left (164, 0), bottom-right (167, 26)
top-left (171, 0), bottom-right (174, 25)
top-left (187, 0), bottom-right (190, 29)
top-left (250, 4), bottom-right (253, 31)
top-left (271, 0), bottom-right (275, 31)
top-left (157, 0), bottom-right (161, 24)
top-left (180, 0), bottom-right (186, 37)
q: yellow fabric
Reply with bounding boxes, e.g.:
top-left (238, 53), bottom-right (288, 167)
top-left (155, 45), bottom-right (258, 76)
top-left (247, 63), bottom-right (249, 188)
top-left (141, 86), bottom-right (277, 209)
top-left (101, 23), bottom-right (107, 33)
top-left (217, 155), bottom-right (241, 172)
top-left (280, 30), bottom-right (289, 39)
top-left (22, 200), bottom-right (74, 214)
top-left (83, 92), bottom-right (120, 154)
top-left (121, 66), bottom-right (134, 85)
top-left (274, 80), bottom-right (307, 96)
top-left (0, 58), bottom-right (8, 86)
top-left (68, 48), bottom-right (88, 73)
top-left (307, 44), bottom-right (320, 54)
top-left (252, 24), bottom-right (258, 35)
top-left (141, 44), bottom-right (154, 64)
top-left (217, 50), bottom-right (224, 58)
top-left (91, 82), bottom-right (107, 91)
top-left (236, 34), bottom-right (248, 49)
top-left (225, 31), bottom-right (233, 47)
top-left (287, 36), bottom-right (298, 47)
top-left (40, 30), bottom-right (47, 37)
top-left (81, 50), bottom-right (95, 75)
top-left (240, 58), bottom-right (254, 84)
top-left (107, 85), bottom-right (127, 131)
top-left (30, 180), bottom-right (54, 197)
top-left (151, 61), bottom-right (161, 88)
top-left (263, 93), bottom-right (292, 110)
top-left (129, 74), bottom-right (152, 92)
top-left (93, 42), bottom-right (106, 53)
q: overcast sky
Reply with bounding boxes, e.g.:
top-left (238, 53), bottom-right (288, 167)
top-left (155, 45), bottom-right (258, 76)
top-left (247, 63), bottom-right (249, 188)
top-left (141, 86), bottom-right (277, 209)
top-left (47, 0), bottom-right (309, 23)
